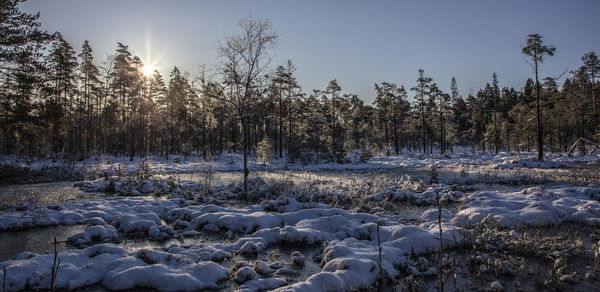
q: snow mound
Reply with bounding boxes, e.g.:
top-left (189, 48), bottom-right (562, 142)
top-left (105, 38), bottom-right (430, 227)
top-left (454, 185), bottom-right (600, 227)
top-left (67, 225), bottom-right (118, 247)
top-left (13, 183), bottom-right (600, 290)
top-left (0, 244), bottom-right (228, 291)
top-left (0, 192), bottom-right (467, 291)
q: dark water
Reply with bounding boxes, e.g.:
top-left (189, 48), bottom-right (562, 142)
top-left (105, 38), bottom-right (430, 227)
top-left (0, 181), bottom-right (105, 209)
top-left (0, 225), bottom-right (85, 262)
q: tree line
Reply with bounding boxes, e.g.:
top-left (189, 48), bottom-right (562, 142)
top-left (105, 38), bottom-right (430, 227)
top-left (1, 0), bottom-right (599, 163)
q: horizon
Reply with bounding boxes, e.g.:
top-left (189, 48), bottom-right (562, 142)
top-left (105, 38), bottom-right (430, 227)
top-left (21, 0), bottom-right (600, 103)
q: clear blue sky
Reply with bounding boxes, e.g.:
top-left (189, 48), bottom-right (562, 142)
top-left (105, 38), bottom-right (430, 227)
top-left (22, 0), bottom-right (600, 103)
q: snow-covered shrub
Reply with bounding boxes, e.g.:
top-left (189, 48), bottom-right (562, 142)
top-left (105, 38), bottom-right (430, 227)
top-left (134, 158), bottom-right (152, 181)
top-left (256, 137), bottom-right (274, 166)
top-left (290, 250), bottom-right (305, 266)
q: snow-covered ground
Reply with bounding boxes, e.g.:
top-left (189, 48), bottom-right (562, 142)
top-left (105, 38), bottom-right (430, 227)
top-left (1, 153), bottom-right (600, 291)
top-left (2, 150), bottom-right (599, 177)
top-left (1, 177), bottom-right (600, 290)
top-left (0, 193), bottom-right (461, 291)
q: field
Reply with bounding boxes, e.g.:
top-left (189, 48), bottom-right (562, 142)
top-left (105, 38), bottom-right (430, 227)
top-left (1, 152), bottom-right (600, 291)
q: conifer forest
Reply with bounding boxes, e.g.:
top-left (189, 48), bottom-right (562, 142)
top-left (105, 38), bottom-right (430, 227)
top-left (1, 1), bottom-right (600, 291)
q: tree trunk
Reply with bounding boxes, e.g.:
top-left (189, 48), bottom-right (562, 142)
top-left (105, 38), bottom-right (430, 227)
top-left (440, 108), bottom-right (444, 155)
top-left (535, 53), bottom-right (544, 161)
top-left (421, 86), bottom-right (426, 153)
top-left (288, 89), bottom-right (293, 156)
top-left (278, 89), bottom-right (283, 158)
top-left (393, 109), bottom-right (399, 154)
top-left (592, 72), bottom-right (597, 141)
top-left (242, 118), bottom-right (249, 200)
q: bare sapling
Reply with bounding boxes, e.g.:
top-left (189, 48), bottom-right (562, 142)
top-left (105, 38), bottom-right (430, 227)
top-left (429, 166), bottom-right (438, 184)
top-left (452, 254), bottom-right (458, 292)
top-left (51, 237), bottom-right (61, 292)
top-left (376, 221), bottom-right (386, 291)
top-left (201, 162), bottom-right (213, 195)
top-left (595, 240), bottom-right (600, 273)
top-left (437, 191), bottom-right (444, 291)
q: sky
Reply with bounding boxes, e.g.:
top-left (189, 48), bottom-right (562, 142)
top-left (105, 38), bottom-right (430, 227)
top-left (21, 0), bottom-right (600, 103)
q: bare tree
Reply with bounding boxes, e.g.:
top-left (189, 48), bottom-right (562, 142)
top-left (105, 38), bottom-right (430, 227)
top-left (522, 33), bottom-right (555, 161)
top-left (216, 17), bottom-right (278, 198)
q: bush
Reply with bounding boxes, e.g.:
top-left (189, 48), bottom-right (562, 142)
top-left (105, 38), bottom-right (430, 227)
top-left (256, 137), bottom-right (273, 165)
top-left (359, 145), bottom-right (374, 163)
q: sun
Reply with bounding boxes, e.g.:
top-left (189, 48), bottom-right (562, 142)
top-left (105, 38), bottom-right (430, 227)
top-left (142, 64), bottom-right (154, 76)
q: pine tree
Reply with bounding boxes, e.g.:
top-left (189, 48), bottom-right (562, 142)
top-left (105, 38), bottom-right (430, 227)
top-left (542, 77), bottom-right (560, 152)
top-left (392, 85), bottom-right (409, 154)
top-left (78, 40), bottom-right (100, 153)
top-left (522, 33), bottom-right (555, 161)
top-left (47, 33), bottom-right (78, 155)
top-left (0, 0), bottom-right (50, 71)
top-left (147, 70), bottom-right (167, 155)
top-left (451, 91), bottom-right (471, 152)
top-left (374, 83), bottom-right (391, 154)
top-left (0, 0), bottom-right (50, 154)
top-left (272, 65), bottom-right (286, 158)
top-left (582, 51), bottom-right (599, 138)
top-left (167, 66), bottom-right (191, 155)
top-left (111, 42), bottom-right (134, 155)
top-left (326, 79), bottom-right (343, 161)
top-left (447, 77), bottom-right (460, 152)
top-left (283, 60), bottom-right (300, 154)
top-left (491, 73), bottom-right (500, 154)
top-left (411, 69), bottom-right (432, 153)
top-left (429, 83), bottom-right (443, 154)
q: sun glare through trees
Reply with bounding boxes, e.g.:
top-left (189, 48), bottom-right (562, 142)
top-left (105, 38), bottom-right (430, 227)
top-left (142, 63), bottom-right (154, 76)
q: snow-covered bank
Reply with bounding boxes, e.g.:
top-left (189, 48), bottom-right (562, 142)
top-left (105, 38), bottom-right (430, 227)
top-left (2, 151), bottom-right (598, 178)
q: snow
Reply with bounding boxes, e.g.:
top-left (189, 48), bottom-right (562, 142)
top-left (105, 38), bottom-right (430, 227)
top-left (103, 261), bottom-right (227, 291)
top-left (0, 191), bottom-right (460, 291)
top-left (240, 277), bottom-right (288, 291)
top-left (419, 208), bottom-right (453, 222)
top-left (3, 150), bottom-right (598, 178)
top-left (253, 260), bottom-right (273, 275)
top-left (276, 272), bottom-right (344, 292)
top-left (290, 250), bottom-right (305, 266)
top-left (0, 196), bottom-right (181, 233)
top-left (490, 280), bottom-right (504, 291)
top-left (454, 185), bottom-right (600, 227)
top-left (2, 153), bottom-right (600, 290)
top-left (67, 225), bottom-right (118, 247)
top-left (233, 266), bottom-right (258, 283)
top-left (0, 244), bottom-right (228, 291)
top-left (3, 181), bottom-right (600, 290)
